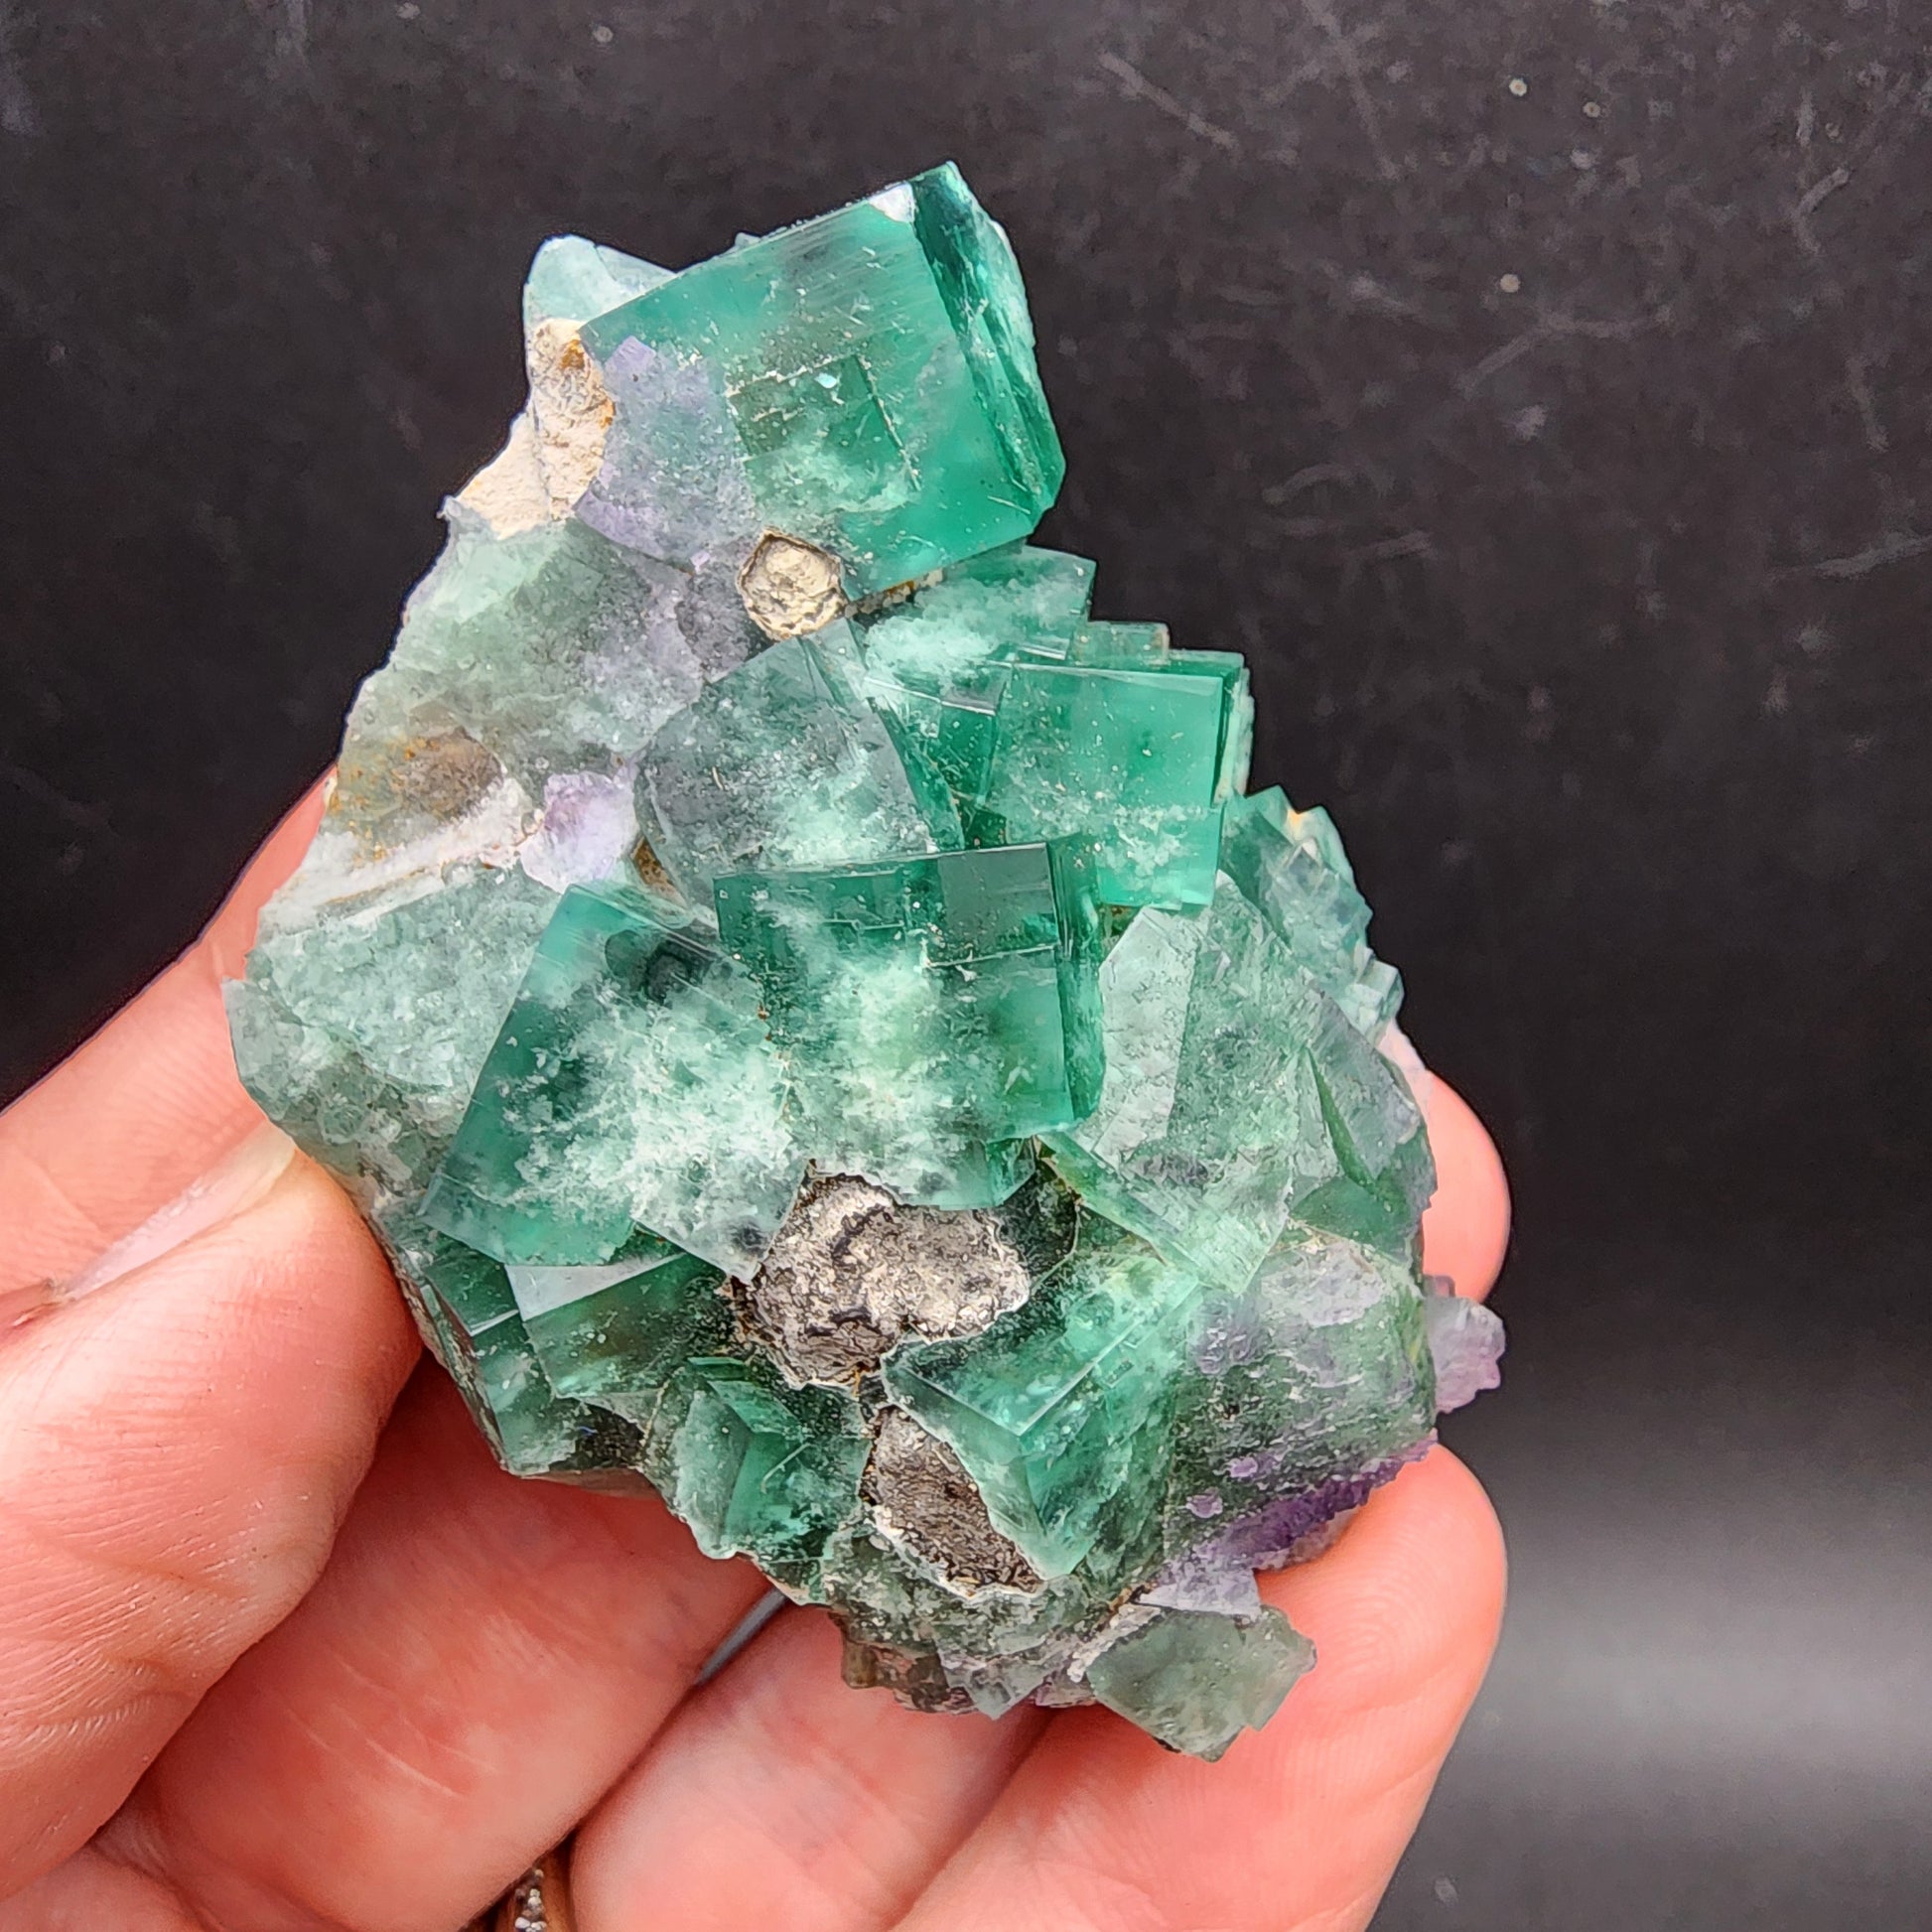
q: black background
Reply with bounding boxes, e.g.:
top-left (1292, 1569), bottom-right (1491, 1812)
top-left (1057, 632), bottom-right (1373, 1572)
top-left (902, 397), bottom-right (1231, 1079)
top-left (4, 2), bottom-right (1929, 1923)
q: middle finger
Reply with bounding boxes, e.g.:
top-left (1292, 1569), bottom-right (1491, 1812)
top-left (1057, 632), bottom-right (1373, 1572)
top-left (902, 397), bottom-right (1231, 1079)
top-left (100, 1368), bottom-right (767, 1932)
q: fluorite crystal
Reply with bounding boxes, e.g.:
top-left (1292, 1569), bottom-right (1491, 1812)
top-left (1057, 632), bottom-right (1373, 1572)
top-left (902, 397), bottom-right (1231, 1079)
top-left (228, 163), bottom-right (1503, 1761)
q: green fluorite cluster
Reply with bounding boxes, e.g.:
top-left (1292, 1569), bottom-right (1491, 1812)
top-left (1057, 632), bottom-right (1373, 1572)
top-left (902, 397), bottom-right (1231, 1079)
top-left (228, 165), bottom-right (1502, 1760)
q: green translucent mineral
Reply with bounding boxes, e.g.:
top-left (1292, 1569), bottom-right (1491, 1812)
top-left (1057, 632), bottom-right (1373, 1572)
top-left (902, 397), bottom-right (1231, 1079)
top-left (715, 840), bottom-right (1102, 1207)
top-left (227, 164), bottom-right (1501, 1761)
top-left (423, 882), bottom-right (801, 1275)
top-left (634, 624), bottom-right (951, 905)
top-left (883, 1218), bottom-right (1200, 1577)
top-left (1084, 1606), bottom-right (1315, 1760)
top-left (974, 658), bottom-right (1236, 907)
top-left (581, 163), bottom-right (1063, 597)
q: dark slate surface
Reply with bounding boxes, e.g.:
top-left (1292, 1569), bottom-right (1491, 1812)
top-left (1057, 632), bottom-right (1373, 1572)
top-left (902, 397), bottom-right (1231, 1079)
top-left (2, 3), bottom-right (1928, 1922)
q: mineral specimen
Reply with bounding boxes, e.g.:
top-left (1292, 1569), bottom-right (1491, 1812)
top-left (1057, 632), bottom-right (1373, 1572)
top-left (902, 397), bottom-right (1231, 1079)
top-left (227, 162), bottom-right (1503, 1760)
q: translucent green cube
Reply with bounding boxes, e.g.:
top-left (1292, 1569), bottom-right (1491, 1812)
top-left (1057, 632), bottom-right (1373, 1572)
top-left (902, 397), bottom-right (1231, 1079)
top-left (505, 1227), bottom-right (730, 1406)
top-left (1084, 1606), bottom-right (1314, 1760)
top-left (883, 1224), bottom-right (1201, 1576)
top-left (713, 842), bottom-right (1104, 1206)
top-left (1043, 874), bottom-right (1429, 1294)
top-left (975, 660), bottom-right (1233, 907)
top-left (581, 165), bottom-right (1064, 596)
top-left (523, 233), bottom-right (670, 331)
top-left (668, 1356), bottom-right (869, 1572)
top-left (634, 626), bottom-right (949, 908)
top-left (858, 544), bottom-right (1097, 805)
top-left (376, 1201), bottom-right (646, 1484)
top-left (423, 883), bottom-right (802, 1275)
top-left (1219, 789), bottom-right (1401, 1038)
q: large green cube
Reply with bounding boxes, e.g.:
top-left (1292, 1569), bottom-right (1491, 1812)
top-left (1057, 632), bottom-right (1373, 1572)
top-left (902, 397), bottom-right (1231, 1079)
top-left (423, 884), bottom-right (802, 1276)
top-left (581, 165), bottom-right (1064, 596)
top-left (714, 842), bottom-right (1103, 1206)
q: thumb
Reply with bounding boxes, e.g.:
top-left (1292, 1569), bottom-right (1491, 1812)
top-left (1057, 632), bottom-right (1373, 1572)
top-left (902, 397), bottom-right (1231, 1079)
top-left (0, 1136), bottom-right (414, 1893)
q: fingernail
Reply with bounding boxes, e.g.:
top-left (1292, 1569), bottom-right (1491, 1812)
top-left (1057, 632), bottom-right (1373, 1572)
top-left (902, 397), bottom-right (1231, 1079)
top-left (58, 1122), bottom-right (300, 1305)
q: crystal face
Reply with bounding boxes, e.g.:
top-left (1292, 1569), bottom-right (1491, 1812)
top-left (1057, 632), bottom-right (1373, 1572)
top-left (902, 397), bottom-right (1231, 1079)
top-left (227, 164), bottom-right (1503, 1760)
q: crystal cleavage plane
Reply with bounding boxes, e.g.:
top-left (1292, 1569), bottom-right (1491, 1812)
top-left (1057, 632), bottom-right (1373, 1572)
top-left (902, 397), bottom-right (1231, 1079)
top-left (227, 164), bottom-right (1503, 1760)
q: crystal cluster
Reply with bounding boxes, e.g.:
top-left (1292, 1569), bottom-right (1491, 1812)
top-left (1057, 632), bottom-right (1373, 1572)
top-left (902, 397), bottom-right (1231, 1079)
top-left (228, 165), bottom-right (1502, 1760)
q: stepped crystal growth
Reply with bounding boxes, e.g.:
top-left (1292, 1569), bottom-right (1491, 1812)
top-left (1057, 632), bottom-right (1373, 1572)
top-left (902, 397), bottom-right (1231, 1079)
top-left (228, 165), bottom-right (1502, 1759)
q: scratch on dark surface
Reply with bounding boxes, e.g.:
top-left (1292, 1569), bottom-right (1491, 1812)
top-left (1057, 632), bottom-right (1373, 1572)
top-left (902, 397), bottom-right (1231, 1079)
top-left (1098, 52), bottom-right (1239, 153)
top-left (1456, 325), bottom-right (1554, 397)
top-left (1344, 530), bottom-right (1435, 566)
top-left (0, 759), bottom-right (112, 831)
top-left (1263, 461), bottom-right (1369, 504)
top-left (1793, 166), bottom-right (1851, 227)
top-left (0, 0), bottom-right (38, 137)
top-left (1457, 307), bottom-right (1670, 397)
top-left (1789, 69), bottom-right (1917, 257)
top-left (280, 0), bottom-right (310, 63)
top-left (1302, 0), bottom-right (1397, 183)
top-left (1794, 532), bottom-right (1932, 581)
top-left (1844, 354), bottom-right (1888, 456)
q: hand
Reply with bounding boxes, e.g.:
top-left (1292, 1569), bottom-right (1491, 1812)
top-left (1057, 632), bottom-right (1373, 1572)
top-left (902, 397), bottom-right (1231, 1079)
top-left (0, 782), bottom-right (1509, 1932)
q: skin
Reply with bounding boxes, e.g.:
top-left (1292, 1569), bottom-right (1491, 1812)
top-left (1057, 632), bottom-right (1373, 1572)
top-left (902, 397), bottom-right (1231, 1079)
top-left (0, 783), bottom-right (1510, 1932)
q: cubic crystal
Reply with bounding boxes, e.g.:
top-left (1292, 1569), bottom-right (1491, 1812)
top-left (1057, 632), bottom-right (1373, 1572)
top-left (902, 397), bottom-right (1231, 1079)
top-left (581, 164), bottom-right (1063, 598)
top-left (227, 164), bottom-right (1501, 1761)
top-left (715, 840), bottom-right (1103, 1207)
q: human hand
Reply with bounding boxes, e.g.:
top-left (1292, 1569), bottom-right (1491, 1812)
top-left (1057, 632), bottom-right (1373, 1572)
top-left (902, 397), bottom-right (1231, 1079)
top-left (0, 782), bottom-right (1508, 1932)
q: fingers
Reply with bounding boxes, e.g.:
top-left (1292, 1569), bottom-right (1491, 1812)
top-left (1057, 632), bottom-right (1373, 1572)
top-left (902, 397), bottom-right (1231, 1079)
top-left (0, 1844), bottom-right (203, 1931)
top-left (0, 1153), bottom-right (417, 1896)
top-left (0, 777), bottom-right (326, 1301)
top-left (894, 1449), bottom-right (1505, 1932)
top-left (1417, 1074), bottom-right (1510, 1303)
top-left (99, 1371), bottom-right (770, 1932)
top-left (574, 1608), bottom-right (1043, 1932)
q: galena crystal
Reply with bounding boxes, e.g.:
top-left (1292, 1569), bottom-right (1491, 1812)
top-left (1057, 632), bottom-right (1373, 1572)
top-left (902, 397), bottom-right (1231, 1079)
top-left (227, 162), bottom-right (1503, 1761)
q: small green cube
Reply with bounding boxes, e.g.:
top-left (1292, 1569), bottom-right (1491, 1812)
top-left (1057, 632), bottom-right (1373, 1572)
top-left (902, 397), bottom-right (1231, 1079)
top-left (976, 660), bottom-right (1232, 907)
top-left (883, 1225), bottom-right (1201, 1576)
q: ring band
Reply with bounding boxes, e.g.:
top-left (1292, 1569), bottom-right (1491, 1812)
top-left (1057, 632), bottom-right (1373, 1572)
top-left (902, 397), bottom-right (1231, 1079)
top-left (468, 1848), bottom-right (574, 1932)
